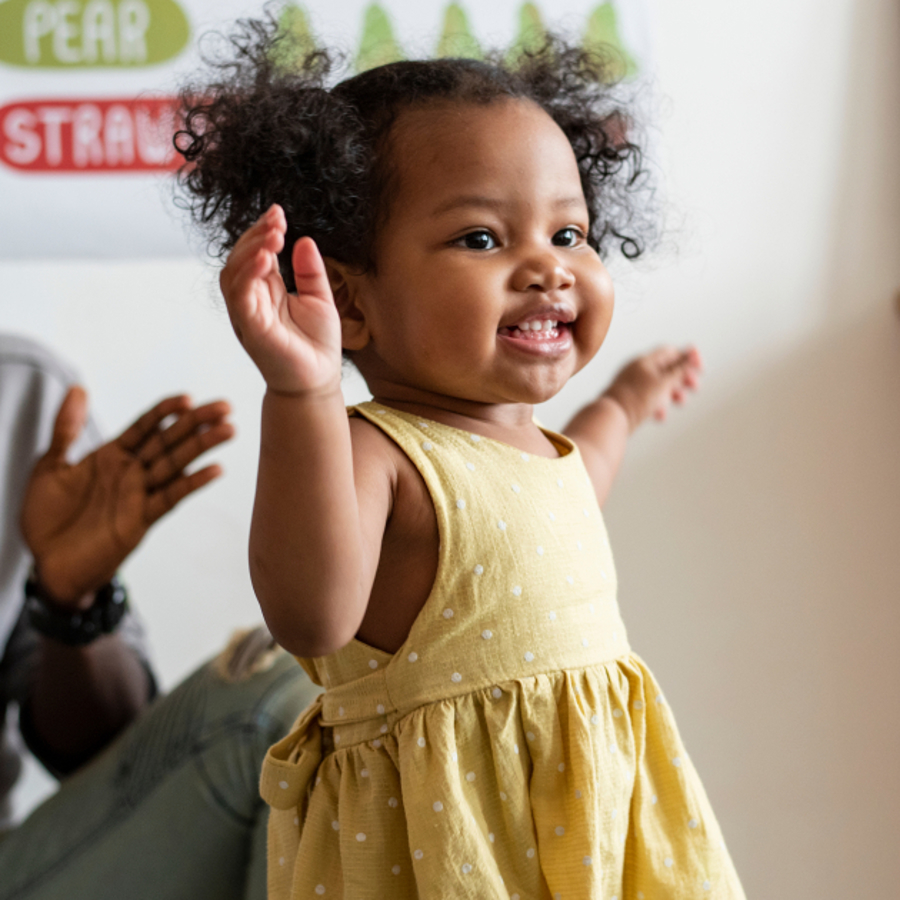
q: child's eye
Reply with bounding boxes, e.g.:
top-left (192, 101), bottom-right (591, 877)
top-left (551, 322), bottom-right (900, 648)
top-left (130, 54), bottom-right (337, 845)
top-left (551, 227), bottom-right (584, 247)
top-left (455, 231), bottom-right (497, 250)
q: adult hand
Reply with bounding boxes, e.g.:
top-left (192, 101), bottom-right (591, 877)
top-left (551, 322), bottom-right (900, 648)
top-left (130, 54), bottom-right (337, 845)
top-left (21, 387), bottom-right (234, 606)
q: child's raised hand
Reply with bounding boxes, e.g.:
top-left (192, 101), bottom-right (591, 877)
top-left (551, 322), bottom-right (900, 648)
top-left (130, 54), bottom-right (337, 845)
top-left (219, 204), bottom-right (343, 395)
top-left (604, 346), bottom-right (703, 433)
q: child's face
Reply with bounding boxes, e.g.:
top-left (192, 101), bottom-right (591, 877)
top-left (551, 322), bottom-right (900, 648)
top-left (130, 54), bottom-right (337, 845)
top-left (341, 98), bottom-right (614, 408)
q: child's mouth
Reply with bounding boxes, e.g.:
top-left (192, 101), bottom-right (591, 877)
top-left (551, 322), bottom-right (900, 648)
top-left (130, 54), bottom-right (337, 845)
top-left (497, 319), bottom-right (574, 355)
top-left (498, 319), bottom-right (564, 340)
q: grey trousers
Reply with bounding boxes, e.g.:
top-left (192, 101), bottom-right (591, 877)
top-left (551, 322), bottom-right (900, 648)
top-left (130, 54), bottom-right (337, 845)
top-left (0, 647), bottom-right (319, 899)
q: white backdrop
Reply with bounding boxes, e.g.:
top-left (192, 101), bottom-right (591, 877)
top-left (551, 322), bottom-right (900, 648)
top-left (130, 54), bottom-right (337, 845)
top-left (2, 0), bottom-right (900, 898)
top-left (0, 0), bottom-right (651, 257)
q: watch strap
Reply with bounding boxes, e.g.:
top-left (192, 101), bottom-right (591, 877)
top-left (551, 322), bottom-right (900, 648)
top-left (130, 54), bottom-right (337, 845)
top-left (25, 573), bottom-right (129, 646)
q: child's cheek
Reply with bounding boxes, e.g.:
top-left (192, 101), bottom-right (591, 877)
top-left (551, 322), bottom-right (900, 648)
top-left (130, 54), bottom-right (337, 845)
top-left (576, 295), bottom-right (614, 363)
top-left (588, 270), bottom-right (615, 349)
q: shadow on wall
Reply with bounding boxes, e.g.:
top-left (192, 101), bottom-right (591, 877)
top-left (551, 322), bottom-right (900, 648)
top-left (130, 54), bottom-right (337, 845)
top-left (608, 302), bottom-right (900, 894)
top-left (606, 0), bottom-right (900, 896)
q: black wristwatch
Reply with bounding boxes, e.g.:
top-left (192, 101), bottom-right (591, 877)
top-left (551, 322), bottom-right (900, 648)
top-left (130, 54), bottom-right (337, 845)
top-left (25, 572), bottom-right (129, 646)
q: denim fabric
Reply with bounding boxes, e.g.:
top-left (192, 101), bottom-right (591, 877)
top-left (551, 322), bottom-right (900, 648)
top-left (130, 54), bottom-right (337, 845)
top-left (0, 649), bottom-right (319, 899)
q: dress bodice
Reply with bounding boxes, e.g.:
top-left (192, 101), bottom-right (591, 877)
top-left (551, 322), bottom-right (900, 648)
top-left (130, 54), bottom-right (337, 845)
top-left (298, 402), bottom-right (630, 745)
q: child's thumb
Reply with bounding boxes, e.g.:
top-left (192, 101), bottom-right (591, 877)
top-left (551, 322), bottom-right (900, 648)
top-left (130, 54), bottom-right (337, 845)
top-left (291, 236), bottom-right (332, 301)
top-left (46, 385), bottom-right (88, 462)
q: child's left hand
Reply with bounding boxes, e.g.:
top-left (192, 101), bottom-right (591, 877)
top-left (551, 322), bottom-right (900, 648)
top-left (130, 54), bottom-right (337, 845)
top-left (603, 346), bottom-right (703, 433)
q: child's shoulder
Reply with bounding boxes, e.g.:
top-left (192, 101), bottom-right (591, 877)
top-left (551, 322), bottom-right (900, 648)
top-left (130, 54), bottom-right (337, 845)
top-left (348, 410), bottom-right (397, 461)
top-left (347, 407), bottom-right (418, 492)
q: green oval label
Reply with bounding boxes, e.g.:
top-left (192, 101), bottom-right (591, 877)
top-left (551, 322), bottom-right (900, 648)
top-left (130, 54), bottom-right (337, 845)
top-left (0, 0), bottom-right (190, 68)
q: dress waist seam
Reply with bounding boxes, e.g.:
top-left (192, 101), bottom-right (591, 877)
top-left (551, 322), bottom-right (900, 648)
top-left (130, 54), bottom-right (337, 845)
top-left (318, 649), bottom-right (635, 746)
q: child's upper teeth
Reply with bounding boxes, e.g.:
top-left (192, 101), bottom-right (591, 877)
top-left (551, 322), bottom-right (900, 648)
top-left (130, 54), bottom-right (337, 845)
top-left (517, 320), bottom-right (558, 332)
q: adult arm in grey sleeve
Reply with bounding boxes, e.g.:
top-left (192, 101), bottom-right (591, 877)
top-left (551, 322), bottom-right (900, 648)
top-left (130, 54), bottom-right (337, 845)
top-left (3, 592), bottom-right (156, 777)
top-left (14, 367), bottom-right (234, 772)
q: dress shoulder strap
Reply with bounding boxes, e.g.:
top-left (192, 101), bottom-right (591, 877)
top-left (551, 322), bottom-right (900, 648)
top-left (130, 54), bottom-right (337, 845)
top-left (348, 401), bottom-right (441, 460)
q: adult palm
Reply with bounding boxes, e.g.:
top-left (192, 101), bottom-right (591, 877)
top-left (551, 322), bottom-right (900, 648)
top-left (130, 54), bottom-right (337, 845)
top-left (21, 386), bottom-right (233, 606)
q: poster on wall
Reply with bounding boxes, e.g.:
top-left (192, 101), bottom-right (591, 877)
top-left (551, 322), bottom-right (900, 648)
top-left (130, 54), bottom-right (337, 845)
top-left (0, 0), bottom-right (652, 259)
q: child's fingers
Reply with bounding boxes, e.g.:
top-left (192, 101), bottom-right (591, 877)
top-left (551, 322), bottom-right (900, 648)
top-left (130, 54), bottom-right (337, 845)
top-left (228, 208), bottom-right (284, 265)
top-left (220, 241), bottom-right (288, 338)
top-left (222, 222), bottom-right (284, 294)
top-left (222, 243), bottom-right (279, 304)
top-left (667, 346), bottom-right (703, 386)
top-left (220, 207), bottom-right (286, 289)
top-left (650, 345), bottom-right (683, 371)
top-left (685, 345), bottom-right (704, 372)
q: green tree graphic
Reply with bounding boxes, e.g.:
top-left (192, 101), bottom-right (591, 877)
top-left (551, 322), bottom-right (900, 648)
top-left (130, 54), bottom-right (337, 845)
top-left (436, 3), bottom-right (482, 60)
top-left (584, 3), bottom-right (639, 79)
top-left (271, 5), bottom-right (317, 72)
top-left (356, 4), bottom-right (404, 72)
top-left (507, 2), bottom-right (546, 62)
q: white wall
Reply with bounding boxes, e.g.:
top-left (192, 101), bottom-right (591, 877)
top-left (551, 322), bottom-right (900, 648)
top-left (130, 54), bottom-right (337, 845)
top-left (1, 0), bottom-right (898, 896)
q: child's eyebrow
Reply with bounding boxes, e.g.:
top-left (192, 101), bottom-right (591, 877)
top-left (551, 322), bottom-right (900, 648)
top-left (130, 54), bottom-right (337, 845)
top-left (431, 195), bottom-right (586, 217)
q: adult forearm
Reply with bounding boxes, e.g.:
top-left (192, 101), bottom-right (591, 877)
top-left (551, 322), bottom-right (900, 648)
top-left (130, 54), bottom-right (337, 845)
top-left (28, 635), bottom-right (151, 768)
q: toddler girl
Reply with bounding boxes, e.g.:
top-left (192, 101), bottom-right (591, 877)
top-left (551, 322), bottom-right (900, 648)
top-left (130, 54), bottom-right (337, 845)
top-left (178, 17), bottom-right (745, 900)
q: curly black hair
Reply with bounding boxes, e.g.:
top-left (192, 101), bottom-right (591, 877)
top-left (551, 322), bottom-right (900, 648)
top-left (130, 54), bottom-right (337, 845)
top-left (176, 13), bottom-right (654, 292)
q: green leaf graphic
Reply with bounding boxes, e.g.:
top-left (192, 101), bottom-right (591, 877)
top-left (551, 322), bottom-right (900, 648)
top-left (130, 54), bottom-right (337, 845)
top-left (436, 3), bottom-right (481, 60)
top-left (0, 0), bottom-right (190, 68)
top-left (271, 4), bottom-right (316, 72)
top-left (584, 3), bottom-right (639, 79)
top-left (356, 4), bottom-right (403, 73)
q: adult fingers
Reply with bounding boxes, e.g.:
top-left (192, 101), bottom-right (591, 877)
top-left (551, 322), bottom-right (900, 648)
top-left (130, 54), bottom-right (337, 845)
top-left (44, 385), bottom-right (88, 462)
top-left (136, 399), bottom-right (232, 468)
top-left (143, 420), bottom-right (234, 490)
top-left (145, 464), bottom-right (223, 523)
top-left (117, 395), bottom-right (192, 452)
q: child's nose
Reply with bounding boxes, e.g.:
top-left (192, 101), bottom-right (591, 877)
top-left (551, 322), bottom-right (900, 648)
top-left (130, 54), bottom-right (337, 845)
top-left (511, 249), bottom-right (575, 293)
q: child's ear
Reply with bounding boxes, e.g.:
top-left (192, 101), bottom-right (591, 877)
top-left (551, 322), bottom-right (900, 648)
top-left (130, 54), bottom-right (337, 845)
top-left (323, 259), bottom-right (371, 352)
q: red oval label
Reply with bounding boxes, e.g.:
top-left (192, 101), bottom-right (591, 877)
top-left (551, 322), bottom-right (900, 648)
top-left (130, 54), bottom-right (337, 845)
top-left (0, 97), bottom-right (180, 172)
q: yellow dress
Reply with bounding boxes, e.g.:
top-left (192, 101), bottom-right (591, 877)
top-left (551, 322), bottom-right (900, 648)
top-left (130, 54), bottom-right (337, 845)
top-left (261, 402), bottom-right (745, 900)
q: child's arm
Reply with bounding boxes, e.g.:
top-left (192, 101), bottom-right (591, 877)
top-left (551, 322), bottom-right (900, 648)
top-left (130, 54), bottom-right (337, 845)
top-left (220, 205), bottom-right (390, 657)
top-left (563, 346), bottom-right (703, 506)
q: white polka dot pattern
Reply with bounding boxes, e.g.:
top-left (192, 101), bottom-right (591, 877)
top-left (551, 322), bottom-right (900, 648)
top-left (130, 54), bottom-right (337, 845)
top-left (262, 403), bottom-right (745, 900)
